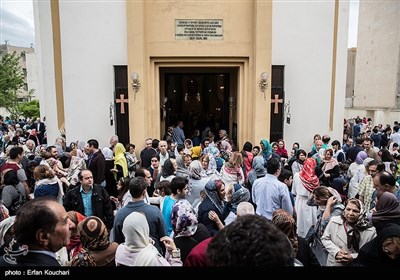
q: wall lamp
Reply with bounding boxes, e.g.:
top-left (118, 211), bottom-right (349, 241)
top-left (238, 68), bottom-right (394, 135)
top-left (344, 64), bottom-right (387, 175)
top-left (259, 72), bottom-right (268, 99)
top-left (130, 72), bottom-right (141, 99)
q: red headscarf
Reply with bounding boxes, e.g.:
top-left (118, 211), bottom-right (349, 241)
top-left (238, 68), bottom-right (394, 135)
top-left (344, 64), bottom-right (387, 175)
top-left (299, 158), bottom-right (320, 192)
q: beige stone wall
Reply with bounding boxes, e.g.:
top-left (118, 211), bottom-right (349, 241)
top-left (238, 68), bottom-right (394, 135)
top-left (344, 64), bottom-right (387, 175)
top-left (126, 0), bottom-right (272, 148)
top-left (353, 1), bottom-right (400, 109)
top-left (346, 48), bottom-right (356, 99)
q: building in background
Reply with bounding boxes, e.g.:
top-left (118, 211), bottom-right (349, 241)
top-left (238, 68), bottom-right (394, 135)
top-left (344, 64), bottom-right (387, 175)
top-left (33, 0), bottom-right (349, 150)
top-left (345, 1), bottom-right (400, 126)
top-left (0, 43), bottom-right (38, 117)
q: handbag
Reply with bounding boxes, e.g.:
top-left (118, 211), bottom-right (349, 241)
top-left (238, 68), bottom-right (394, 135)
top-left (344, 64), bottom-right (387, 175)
top-left (305, 225), bottom-right (316, 244)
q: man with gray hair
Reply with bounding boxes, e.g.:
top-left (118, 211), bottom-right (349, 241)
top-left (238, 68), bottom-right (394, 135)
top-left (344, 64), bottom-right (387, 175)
top-left (236, 202), bottom-right (255, 217)
top-left (109, 135), bottom-right (119, 151)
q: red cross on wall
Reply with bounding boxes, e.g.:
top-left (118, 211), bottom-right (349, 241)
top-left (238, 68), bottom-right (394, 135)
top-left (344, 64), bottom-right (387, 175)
top-left (271, 94), bottom-right (283, 114)
top-left (115, 94), bottom-right (128, 114)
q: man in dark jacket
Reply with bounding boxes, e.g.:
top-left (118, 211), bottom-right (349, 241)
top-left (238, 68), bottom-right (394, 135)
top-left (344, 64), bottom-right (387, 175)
top-left (86, 139), bottom-right (106, 186)
top-left (64, 169), bottom-right (114, 229)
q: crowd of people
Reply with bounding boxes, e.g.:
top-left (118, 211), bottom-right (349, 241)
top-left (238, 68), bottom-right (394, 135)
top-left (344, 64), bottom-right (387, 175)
top-left (0, 115), bottom-right (399, 267)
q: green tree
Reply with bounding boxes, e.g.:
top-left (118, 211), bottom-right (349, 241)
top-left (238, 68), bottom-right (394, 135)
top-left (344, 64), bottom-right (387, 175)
top-left (19, 99), bottom-right (40, 119)
top-left (0, 50), bottom-right (24, 119)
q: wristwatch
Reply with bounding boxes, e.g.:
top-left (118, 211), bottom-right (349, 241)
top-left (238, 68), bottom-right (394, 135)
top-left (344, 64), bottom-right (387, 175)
top-left (171, 249), bottom-right (181, 259)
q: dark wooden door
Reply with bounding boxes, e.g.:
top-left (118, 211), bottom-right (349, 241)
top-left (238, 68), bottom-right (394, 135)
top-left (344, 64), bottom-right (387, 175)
top-left (164, 72), bottom-right (230, 140)
top-left (270, 65), bottom-right (284, 143)
top-left (114, 66), bottom-right (130, 146)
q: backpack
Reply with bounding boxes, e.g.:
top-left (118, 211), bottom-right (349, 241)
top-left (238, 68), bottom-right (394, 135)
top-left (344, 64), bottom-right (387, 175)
top-left (9, 187), bottom-right (27, 216)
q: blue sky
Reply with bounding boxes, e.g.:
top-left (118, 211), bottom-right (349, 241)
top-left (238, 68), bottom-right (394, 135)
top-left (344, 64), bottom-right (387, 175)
top-left (0, 0), bottom-right (359, 48)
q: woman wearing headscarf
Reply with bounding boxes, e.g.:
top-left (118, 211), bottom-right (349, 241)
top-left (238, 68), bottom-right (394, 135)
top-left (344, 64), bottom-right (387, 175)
top-left (246, 155), bottom-right (267, 205)
top-left (175, 155), bottom-right (190, 179)
top-left (111, 143), bottom-right (128, 182)
top-left (272, 209), bottom-right (320, 267)
top-left (219, 152), bottom-right (244, 187)
top-left (330, 177), bottom-right (348, 203)
top-left (321, 198), bottom-right (376, 266)
top-left (191, 146), bottom-right (202, 161)
top-left (76, 140), bottom-right (87, 160)
top-left (197, 180), bottom-right (226, 236)
top-left (66, 211), bottom-right (86, 262)
top-left (186, 160), bottom-right (210, 213)
top-left (247, 155), bottom-right (267, 187)
top-left (317, 148), bottom-right (340, 187)
top-left (355, 223), bottom-right (400, 266)
top-left (183, 139), bottom-right (193, 155)
top-left (65, 148), bottom-right (87, 188)
top-left (33, 164), bottom-right (63, 203)
top-left (171, 199), bottom-right (210, 262)
top-left (276, 139), bottom-right (289, 159)
top-left (347, 151), bottom-right (368, 183)
top-left (371, 192), bottom-right (400, 233)
top-left (260, 139), bottom-right (272, 164)
top-left (241, 141), bottom-right (254, 180)
top-left (222, 183), bottom-right (250, 225)
top-left (76, 216), bottom-right (118, 266)
top-left (200, 154), bottom-right (220, 180)
top-left (306, 186), bottom-right (345, 265)
top-left (292, 158), bottom-right (319, 238)
top-left (115, 212), bottom-right (182, 266)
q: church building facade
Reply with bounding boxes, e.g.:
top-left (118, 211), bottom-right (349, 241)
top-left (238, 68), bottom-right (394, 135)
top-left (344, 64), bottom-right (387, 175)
top-left (33, 0), bottom-right (348, 150)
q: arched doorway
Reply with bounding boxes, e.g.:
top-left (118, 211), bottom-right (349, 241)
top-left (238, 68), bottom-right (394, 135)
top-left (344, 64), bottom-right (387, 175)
top-left (160, 67), bottom-right (238, 144)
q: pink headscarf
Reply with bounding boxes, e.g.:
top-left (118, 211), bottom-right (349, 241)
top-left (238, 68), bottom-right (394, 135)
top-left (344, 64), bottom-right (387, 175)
top-left (299, 158), bottom-right (320, 192)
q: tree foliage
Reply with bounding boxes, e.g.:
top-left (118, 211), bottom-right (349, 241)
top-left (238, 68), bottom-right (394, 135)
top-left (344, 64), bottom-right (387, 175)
top-left (0, 50), bottom-right (25, 119)
top-left (19, 99), bottom-right (40, 119)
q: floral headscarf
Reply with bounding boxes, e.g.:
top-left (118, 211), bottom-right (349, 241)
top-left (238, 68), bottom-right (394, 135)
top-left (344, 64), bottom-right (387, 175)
top-left (203, 146), bottom-right (220, 158)
top-left (78, 216), bottom-right (110, 251)
top-left (171, 199), bottom-right (198, 238)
